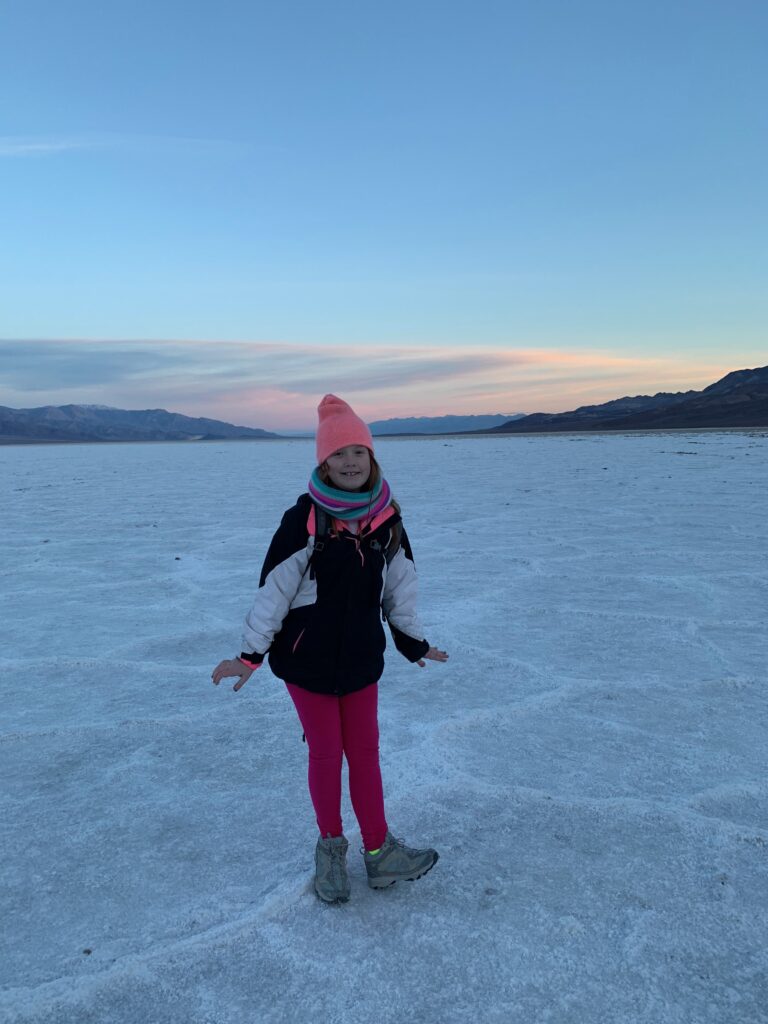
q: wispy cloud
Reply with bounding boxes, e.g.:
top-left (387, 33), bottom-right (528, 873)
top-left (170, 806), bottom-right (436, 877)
top-left (0, 134), bottom-right (245, 159)
top-left (0, 137), bottom-right (97, 157)
top-left (0, 338), bottom-right (732, 430)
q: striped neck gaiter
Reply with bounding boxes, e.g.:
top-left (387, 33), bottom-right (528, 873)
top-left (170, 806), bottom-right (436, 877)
top-left (308, 468), bottom-right (392, 523)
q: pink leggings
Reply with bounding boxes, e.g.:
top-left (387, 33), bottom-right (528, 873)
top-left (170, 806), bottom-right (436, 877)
top-left (286, 682), bottom-right (388, 851)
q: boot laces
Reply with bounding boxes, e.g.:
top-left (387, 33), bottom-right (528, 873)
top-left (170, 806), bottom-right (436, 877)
top-left (392, 835), bottom-right (420, 856)
top-left (360, 834), bottom-right (412, 857)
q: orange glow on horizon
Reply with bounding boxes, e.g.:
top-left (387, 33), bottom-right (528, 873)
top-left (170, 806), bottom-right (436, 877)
top-left (0, 338), bottom-right (747, 432)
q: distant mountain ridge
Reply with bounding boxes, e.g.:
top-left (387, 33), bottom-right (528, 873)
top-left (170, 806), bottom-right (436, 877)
top-left (0, 404), bottom-right (279, 443)
top-left (369, 413), bottom-right (524, 434)
top-left (489, 365), bottom-right (768, 433)
top-left (2, 365), bottom-right (765, 444)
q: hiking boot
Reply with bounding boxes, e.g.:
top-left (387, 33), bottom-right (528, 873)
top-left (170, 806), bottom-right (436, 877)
top-left (314, 834), bottom-right (351, 903)
top-left (363, 830), bottom-right (439, 889)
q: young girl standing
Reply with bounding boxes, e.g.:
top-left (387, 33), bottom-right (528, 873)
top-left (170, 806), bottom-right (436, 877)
top-left (211, 394), bottom-right (448, 903)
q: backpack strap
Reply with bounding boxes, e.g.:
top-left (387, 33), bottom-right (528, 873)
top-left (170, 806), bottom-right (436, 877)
top-left (313, 504), bottom-right (330, 552)
top-left (306, 502), bottom-right (332, 580)
top-left (310, 501), bottom-right (401, 564)
top-left (368, 521), bottom-right (401, 565)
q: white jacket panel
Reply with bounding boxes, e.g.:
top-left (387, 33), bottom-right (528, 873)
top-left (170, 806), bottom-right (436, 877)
top-left (381, 545), bottom-right (426, 641)
top-left (241, 541), bottom-right (313, 655)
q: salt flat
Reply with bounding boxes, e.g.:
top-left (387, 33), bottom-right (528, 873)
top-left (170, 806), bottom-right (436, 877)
top-left (1, 431), bottom-right (766, 1024)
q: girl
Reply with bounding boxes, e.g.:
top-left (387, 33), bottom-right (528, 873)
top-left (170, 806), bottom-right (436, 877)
top-left (211, 394), bottom-right (448, 904)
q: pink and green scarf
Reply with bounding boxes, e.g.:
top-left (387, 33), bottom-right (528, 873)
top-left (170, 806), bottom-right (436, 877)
top-left (308, 468), bottom-right (391, 523)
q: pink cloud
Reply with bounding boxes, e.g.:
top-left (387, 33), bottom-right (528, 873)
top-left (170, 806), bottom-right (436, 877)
top-left (0, 338), bottom-right (741, 430)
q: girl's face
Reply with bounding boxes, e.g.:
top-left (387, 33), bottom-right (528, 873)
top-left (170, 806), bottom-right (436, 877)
top-left (324, 445), bottom-right (372, 491)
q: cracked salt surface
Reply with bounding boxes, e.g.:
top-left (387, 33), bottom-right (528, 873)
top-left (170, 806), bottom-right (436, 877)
top-left (1, 431), bottom-right (767, 1024)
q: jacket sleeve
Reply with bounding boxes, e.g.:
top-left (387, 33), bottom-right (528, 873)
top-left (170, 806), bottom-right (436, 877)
top-left (240, 504), bottom-right (311, 664)
top-left (381, 527), bottom-right (430, 663)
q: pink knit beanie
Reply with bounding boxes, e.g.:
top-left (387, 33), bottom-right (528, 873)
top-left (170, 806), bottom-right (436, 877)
top-left (315, 394), bottom-right (374, 465)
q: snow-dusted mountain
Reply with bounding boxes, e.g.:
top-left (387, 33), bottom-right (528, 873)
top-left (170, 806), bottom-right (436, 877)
top-left (0, 404), bottom-right (279, 443)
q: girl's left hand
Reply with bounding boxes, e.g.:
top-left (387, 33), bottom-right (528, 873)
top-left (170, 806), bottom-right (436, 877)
top-left (211, 658), bottom-right (256, 691)
top-left (417, 646), bottom-right (449, 667)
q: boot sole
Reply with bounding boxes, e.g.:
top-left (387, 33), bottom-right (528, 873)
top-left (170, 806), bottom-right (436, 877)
top-left (315, 890), bottom-right (350, 904)
top-left (367, 851), bottom-right (439, 889)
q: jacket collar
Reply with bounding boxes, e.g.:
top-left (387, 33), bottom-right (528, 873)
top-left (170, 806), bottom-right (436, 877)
top-left (307, 503), bottom-right (398, 537)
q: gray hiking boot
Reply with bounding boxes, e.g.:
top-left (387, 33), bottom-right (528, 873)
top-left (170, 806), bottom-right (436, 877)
top-left (363, 830), bottom-right (439, 889)
top-left (314, 834), bottom-right (351, 903)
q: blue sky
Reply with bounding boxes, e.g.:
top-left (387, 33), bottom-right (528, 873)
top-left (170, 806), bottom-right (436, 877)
top-left (1, 0), bottom-right (765, 429)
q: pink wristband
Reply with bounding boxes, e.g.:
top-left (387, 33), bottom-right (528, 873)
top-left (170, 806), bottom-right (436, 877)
top-left (238, 657), bottom-right (261, 670)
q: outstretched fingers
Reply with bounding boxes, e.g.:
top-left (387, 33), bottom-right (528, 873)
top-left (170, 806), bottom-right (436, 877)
top-left (417, 646), bottom-right (449, 667)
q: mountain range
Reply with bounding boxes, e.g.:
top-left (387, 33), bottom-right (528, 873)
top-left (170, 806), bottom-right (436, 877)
top-left (369, 413), bottom-right (523, 434)
top-left (488, 365), bottom-right (768, 433)
top-left (1, 365), bottom-right (766, 444)
top-left (0, 404), bottom-right (278, 443)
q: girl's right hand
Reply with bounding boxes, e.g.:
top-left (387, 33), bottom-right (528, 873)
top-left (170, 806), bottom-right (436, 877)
top-left (417, 646), bottom-right (449, 667)
top-left (211, 658), bottom-right (256, 692)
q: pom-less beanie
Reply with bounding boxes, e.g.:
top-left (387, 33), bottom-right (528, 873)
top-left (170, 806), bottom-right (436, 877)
top-left (315, 394), bottom-right (374, 465)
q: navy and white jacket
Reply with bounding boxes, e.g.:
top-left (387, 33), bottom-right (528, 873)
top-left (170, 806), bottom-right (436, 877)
top-left (239, 493), bottom-right (430, 695)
